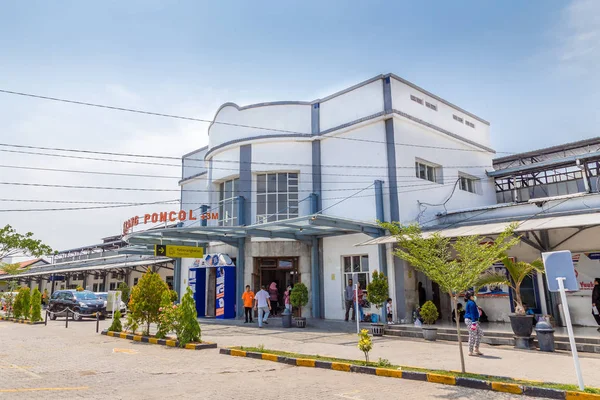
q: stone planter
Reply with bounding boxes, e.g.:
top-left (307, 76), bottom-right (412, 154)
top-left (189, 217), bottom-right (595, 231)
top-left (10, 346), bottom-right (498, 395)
top-left (509, 314), bottom-right (534, 337)
top-left (295, 317), bottom-right (306, 328)
top-left (422, 326), bottom-right (438, 341)
top-left (371, 323), bottom-right (385, 337)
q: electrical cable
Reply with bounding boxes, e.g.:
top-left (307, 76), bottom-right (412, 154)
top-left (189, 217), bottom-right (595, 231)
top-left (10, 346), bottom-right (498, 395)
top-left (0, 90), bottom-right (515, 154)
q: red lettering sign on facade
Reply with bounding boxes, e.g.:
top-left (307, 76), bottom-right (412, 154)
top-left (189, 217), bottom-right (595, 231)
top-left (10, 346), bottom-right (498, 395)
top-left (122, 210), bottom-right (218, 235)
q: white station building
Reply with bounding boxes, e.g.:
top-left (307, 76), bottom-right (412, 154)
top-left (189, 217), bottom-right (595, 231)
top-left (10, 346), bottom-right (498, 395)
top-left (126, 73), bottom-right (498, 321)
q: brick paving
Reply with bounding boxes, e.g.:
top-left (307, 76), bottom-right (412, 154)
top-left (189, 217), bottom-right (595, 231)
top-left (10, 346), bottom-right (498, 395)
top-left (0, 319), bottom-right (538, 399)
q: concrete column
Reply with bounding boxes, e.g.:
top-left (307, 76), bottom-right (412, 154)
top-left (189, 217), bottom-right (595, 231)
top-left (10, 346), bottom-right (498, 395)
top-left (311, 236), bottom-right (321, 318)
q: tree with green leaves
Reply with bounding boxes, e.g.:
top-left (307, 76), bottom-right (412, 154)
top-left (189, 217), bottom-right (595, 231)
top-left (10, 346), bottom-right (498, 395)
top-left (366, 271), bottom-right (389, 311)
top-left (30, 288), bottom-right (42, 322)
top-left (21, 287), bottom-right (31, 320)
top-left (108, 310), bottom-right (123, 332)
top-left (0, 225), bottom-right (54, 317)
top-left (117, 282), bottom-right (130, 304)
top-left (381, 221), bottom-right (520, 373)
top-left (476, 257), bottom-right (545, 315)
top-left (175, 287), bottom-right (201, 347)
top-left (290, 282), bottom-right (309, 317)
top-left (127, 271), bottom-right (169, 335)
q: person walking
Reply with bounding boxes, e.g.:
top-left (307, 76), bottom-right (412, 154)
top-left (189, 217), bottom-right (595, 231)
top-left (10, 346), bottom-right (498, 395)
top-left (241, 285), bottom-right (255, 323)
top-left (464, 291), bottom-right (483, 356)
top-left (592, 278), bottom-right (600, 332)
top-left (254, 285), bottom-right (271, 328)
top-left (283, 285), bottom-right (292, 313)
top-left (344, 278), bottom-right (355, 322)
top-left (269, 282), bottom-right (279, 316)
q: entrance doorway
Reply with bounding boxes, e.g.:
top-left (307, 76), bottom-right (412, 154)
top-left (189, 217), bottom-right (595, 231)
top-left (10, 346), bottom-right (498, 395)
top-left (255, 257), bottom-right (300, 316)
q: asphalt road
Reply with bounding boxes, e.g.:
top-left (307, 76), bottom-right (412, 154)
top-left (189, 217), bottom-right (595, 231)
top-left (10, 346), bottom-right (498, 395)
top-left (0, 318), bottom-right (537, 399)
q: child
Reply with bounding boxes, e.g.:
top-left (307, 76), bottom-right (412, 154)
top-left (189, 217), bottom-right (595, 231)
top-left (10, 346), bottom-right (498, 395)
top-left (241, 285), bottom-right (255, 323)
top-left (284, 285), bottom-right (292, 313)
top-left (386, 298), bottom-right (393, 325)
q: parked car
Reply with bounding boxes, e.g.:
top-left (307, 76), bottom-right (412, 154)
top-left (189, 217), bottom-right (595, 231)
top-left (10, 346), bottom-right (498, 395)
top-left (48, 290), bottom-right (106, 321)
top-left (94, 292), bottom-right (127, 316)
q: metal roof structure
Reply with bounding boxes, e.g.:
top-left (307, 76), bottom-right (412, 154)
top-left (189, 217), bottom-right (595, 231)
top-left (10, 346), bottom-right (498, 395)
top-left (124, 214), bottom-right (384, 251)
top-left (0, 256), bottom-right (172, 281)
top-left (356, 210), bottom-right (600, 248)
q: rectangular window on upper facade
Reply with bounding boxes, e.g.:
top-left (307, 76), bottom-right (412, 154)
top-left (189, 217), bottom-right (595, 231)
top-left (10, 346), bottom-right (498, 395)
top-left (410, 95), bottom-right (423, 105)
top-left (459, 174), bottom-right (478, 194)
top-left (415, 161), bottom-right (441, 183)
top-left (256, 172), bottom-right (299, 223)
top-left (465, 120), bottom-right (475, 128)
top-left (425, 102), bottom-right (437, 111)
top-left (218, 178), bottom-right (239, 226)
top-left (453, 114), bottom-right (463, 123)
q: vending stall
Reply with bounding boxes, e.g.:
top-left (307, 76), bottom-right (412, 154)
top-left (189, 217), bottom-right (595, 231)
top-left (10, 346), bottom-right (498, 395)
top-left (188, 254), bottom-right (236, 319)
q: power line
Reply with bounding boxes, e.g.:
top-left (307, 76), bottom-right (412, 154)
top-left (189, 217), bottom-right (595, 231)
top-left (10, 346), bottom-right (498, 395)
top-left (0, 146), bottom-right (496, 172)
top-left (0, 198), bottom-right (178, 205)
top-left (0, 163), bottom-right (494, 183)
top-left (0, 199), bottom-right (181, 213)
top-left (0, 90), bottom-right (513, 154)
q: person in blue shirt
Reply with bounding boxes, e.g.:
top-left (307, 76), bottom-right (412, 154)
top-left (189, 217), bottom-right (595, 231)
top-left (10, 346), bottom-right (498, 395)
top-left (464, 291), bottom-right (483, 356)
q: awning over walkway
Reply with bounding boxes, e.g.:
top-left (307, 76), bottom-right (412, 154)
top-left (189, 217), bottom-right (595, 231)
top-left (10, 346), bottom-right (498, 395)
top-left (124, 214), bottom-right (384, 249)
top-left (0, 257), bottom-right (172, 280)
top-left (356, 210), bottom-right (600, 246)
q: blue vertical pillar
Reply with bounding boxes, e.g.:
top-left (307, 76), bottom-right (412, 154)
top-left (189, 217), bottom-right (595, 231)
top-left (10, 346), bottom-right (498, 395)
top-left (236, 238), bottom-right (245, 318)
top-left (374, 180), bottom-right (388, 276)
top-left (311, 236), bottom-right (320, 318)
top-left (201, 205), bottom-right (209, 227)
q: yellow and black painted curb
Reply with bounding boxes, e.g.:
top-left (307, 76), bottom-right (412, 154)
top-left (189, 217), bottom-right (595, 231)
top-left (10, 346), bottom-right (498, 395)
top-left (219, 349), bottom-right (600, 400)
top-left (0, 315), bottom-right (44, 325)
top-left (101, 330), bottom-right (217, 350)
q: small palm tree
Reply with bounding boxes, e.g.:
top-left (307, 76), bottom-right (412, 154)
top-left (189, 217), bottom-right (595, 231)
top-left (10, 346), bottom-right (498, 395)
top-left (475, 257), bottom-right (544, 315)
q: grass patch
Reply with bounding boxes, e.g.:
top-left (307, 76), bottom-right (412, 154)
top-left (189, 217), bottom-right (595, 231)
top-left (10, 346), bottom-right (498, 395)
top-left (234, 346), bottom-right (600, 394)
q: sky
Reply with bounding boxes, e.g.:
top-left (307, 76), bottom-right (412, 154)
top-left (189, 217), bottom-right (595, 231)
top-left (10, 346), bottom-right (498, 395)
top-left (0, 0), bottom-right (598, 251)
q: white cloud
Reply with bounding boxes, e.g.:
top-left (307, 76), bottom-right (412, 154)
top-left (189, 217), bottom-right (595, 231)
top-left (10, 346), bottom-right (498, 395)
top-left (557, 0), bottom-right (600, 76)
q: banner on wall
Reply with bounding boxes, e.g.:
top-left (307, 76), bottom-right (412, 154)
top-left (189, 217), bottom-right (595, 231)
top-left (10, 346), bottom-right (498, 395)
top-left (571, 252), bottom-right (600, 295)
top-left (215, 266), bottom-right (225, 317)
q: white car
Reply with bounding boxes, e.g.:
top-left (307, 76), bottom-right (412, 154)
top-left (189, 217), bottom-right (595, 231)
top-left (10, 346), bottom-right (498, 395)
top-left (94, 292), bottom-right (127, 316)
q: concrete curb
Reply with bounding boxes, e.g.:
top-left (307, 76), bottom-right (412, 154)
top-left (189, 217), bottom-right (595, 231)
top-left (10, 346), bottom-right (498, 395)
top-left (101, 329), bottom-right (217, 350)
top-left (219, 348), bottom-right (600, 400)
top-left (0, 315), bottom-right (44, 325)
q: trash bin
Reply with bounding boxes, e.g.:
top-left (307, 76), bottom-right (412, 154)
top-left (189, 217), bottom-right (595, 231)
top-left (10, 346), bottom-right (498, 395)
top-left (281, 308), bottom-right (292, 328)
top-left (535, 320), bottom-right (555, 352)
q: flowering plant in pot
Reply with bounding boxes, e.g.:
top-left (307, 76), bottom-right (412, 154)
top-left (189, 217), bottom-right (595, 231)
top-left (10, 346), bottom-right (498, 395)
top-left (420, 301), bottom-right (439, 341)
top-left (366, 271), bottom-right (389, 336)
top-left (290, 282), bottom-right (309, 328)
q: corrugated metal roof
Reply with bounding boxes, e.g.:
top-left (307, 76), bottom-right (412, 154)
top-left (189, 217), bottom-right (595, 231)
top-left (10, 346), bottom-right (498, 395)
top-left (356, 211), bottom-right (600, 246)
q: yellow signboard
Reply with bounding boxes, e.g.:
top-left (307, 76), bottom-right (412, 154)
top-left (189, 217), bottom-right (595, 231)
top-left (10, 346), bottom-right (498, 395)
top-left (154, 245), bottom-right (204, 258)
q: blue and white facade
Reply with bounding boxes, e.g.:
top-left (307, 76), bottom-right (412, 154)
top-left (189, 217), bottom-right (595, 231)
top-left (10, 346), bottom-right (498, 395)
top-left (177, 74), bottom-right (496, 321)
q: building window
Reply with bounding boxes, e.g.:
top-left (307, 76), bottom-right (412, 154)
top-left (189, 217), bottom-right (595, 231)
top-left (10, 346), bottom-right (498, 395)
top-left (93, 283), bottom-right (99, 292)
top-left (218, 178), bottom-right (239, 226)
top-left (425, 102), bottom-right (437, 111)
top-left (342, 255), bottom-right (370, 294)
top-left (133, 278), bottom-right (139, 286)
top-left (109, 282), bottom-right (117, 291)
top-left (256, 172), bottom-right (299, 223)
top-left (459, 175), bottom-right (477, 194)
top-left (465, 120), bottom-right (475, 128)
top-left (453, 114), bottom-right (463, 123)
top-left (410, 95), bottom-right (423, 105)
top-left (415, 161), bottom-right (440, 183)
top-left (111, 272), bottom-right (117, 279)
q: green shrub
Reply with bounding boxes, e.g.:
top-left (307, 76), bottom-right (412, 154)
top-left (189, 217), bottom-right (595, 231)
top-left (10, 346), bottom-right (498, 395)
top-left (30, 288), bottom-right (42, 322)
top-left (366, 271), bottom-right (389, 309)
top-left (420, 301), bottom-right (439, 325)
top-left (117, 282), bottom-right (130, 303)
top-left (21, 287), bottom-right (31, 320)
top-left (377, 358), bottom-right (392, 368)
top-left (127, 272), bottom-right (169, 335)
top-left (174, 287), bottom-right (200, 347)
top-left (12, 288), bottom-right (25, 319)
top-left (290, 282), bottom-right (309, 317)
top-left (108, 310), bottom-right (123, 332)
top-left (357, 329), bottom-right (373, 363)
top-left (169, 289), bottom-right (178, 302)
top-left (156, 291), bottom-right (177, 339)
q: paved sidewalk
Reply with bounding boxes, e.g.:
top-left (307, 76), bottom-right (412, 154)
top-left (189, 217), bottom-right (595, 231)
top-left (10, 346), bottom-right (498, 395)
top-left (199, 318), bottom-right (600, 388)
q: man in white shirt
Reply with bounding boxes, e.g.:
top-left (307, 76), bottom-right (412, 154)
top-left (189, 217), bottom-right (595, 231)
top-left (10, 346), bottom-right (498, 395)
top-left (254, 285), bottom-right (271, 328)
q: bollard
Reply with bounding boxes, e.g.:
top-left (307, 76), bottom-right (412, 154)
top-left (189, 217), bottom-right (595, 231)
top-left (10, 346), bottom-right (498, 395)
top-left (96, 312), bottom-right (99, 333)
top-left (45, 310), bottom-right (48, 326)
top-left (65, 310), bottom-right (69, 328)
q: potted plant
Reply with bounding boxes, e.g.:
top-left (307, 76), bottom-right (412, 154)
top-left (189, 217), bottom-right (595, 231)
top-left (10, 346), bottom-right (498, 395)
top-left (477, 257), bottom-right (544, 339)
top-left (420, 301), bottom-right (439, 341)
top-left (290, 282), bottom-right (309, 328)
top-left (366, 271), bottom-right (389, 336)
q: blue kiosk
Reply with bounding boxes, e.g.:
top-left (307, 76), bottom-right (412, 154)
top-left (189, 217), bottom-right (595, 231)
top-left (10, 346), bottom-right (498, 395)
top-left (188, 254), bottom-right (236, 319)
